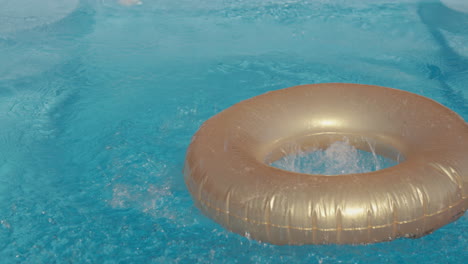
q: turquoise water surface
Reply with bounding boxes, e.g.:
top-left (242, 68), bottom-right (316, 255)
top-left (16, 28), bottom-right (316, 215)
top-left (0, 0), bottom-right (467, 263)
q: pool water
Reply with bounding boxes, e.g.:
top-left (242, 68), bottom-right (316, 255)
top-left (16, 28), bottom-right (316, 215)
top-left (0, 0), bottom-right (467, 263)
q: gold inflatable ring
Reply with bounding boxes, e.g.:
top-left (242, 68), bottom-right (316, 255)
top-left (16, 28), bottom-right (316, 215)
top-left (184, 83), bottom-right (468, 244)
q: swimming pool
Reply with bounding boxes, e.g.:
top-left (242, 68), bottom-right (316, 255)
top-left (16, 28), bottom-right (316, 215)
top-left (0, 0), bottom-right (466, 263)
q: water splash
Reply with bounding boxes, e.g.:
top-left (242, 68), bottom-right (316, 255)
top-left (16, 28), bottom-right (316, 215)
top-left (271, 139), bottom-right (398, 175)
top-left (108, 184), bottom-right (176, 219)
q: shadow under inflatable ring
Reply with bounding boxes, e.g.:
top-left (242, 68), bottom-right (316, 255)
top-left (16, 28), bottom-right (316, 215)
top-left (184, 83), bottom-right (468, 245)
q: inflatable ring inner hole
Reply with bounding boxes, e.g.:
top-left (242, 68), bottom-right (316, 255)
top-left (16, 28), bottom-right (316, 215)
top-left (265, 132), bottom-right (405, 175)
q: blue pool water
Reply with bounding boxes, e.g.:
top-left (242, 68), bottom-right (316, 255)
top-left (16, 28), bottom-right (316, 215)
top-left (0, 0), bottom-right (467, 263)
